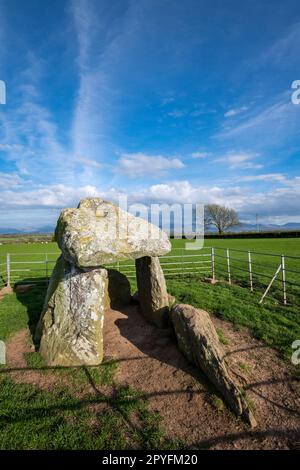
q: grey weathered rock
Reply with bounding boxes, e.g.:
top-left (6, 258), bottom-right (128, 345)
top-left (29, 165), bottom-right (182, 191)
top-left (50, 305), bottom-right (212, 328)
top-left (36, 256), bottom-right (108, 366)
top-left (135, 256), bottom-right (170, 328)
top-left (107, 269), bottom-right (131, 309)
top-left (171, 303), bottom-right (257, 427)
top-left (55, 198), bottom-right (171, 268)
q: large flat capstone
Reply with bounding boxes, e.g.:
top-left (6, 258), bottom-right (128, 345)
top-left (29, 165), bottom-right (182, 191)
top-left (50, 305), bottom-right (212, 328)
top-left (55, 198), bottom-right (171, 268)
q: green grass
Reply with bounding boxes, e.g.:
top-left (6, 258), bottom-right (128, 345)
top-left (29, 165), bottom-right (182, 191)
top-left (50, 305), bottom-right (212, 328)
top-left (1, 237), bottom-right (299, 358)
top-left (24, 352), bottom-right (46, 369)
top-left (167, 274), bottom-right (300, 359)
top-left (0, 285), bottom-right (179, 450)
top-left (216, 328), bottom-right (230, 346)
top-left (53, 360), bottom-right (119, 387)
top-left (210, 394), bottom-right (224, 411)
top-left (0, 286), bottom-right (44, 341)
top-left (1, 237), bottom-right (299, 296)
top-left (238, 362), bottom-right (251, 373)
top-left (0, 377), bottom-right (179, 450)
top-left (0, 236), bottom-right (299, 448)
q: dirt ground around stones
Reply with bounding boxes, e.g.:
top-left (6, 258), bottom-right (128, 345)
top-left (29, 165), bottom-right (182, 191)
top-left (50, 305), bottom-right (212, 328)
top-left (4, 303), bottom-right (300, 450)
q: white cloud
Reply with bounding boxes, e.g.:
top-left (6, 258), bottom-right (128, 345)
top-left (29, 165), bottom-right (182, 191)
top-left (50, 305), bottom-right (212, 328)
top-left (0, 172), bottom-right (23, 189)
top-left (238, 173), bottom-right (286, 183)
top-left (191, 152), bottom-right (211, 159)
top-left (75, 156), bottom-right (102, 169)
top-left (131, 178), bottom-right (300, 221)
top-left (131, 181), bottom-right (224, 205)
top-left (0, 184), bottom-right (99, 208)
top-left (117, 153), bottom-right (185, 178)
top-left (0, 175), bottom-right (299, 226)
top-left (216, 152), bottom-right (263, 169)
top-left (224, 106), bottom-right (248, 118)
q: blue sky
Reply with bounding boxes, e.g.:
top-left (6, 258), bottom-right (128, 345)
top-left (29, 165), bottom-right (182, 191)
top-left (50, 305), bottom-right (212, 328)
top-left (0, 0), bottom-right (300, 229)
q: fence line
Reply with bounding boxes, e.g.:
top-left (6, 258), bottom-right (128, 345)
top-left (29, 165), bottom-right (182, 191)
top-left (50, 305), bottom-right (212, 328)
top-left (1, 246), bottom-right (299, 305)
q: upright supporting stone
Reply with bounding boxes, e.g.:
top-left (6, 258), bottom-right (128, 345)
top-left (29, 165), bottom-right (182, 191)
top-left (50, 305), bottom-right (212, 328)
top-left (35, 256), bottom-right (108, 366)
top-left (171, 303), bottom-right (257, 427)
top-left (135, 256), bottom-right (170, 328)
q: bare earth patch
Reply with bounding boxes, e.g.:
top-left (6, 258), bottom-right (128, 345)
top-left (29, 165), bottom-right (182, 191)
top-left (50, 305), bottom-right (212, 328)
top-left (4, 304), bottom-right (300, 450)
top-left (5, 329), bottom-right (67, 390)
top-left (104, 305), bottom-right (300, 450)
top-left (0, 286), bottom-right (13, 300)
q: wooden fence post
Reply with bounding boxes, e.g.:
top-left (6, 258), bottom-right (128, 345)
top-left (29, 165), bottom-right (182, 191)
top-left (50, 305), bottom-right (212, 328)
top-left (248, 251), bottom-right (253, 292)
top-left (226, 249), bottom-right (231, 284)
top-left (211, 247), bottom-right (215, 281)
top-left (45, 253), bottom-right (49, 282)
top-left (281, 254), bottom-right (287, 305)
top-left (6, 253), bottom-right (10, 288)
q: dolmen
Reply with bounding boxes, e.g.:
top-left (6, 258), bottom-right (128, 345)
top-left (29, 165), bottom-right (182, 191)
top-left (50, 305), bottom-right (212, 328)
top-left (35, 198), bottom-right (171, 366)
top-left (35, 197), bottom-right (256, 426)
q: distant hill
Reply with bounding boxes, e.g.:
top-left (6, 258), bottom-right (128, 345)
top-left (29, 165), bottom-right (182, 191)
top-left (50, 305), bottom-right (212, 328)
top-left (0, 226), bottom-right (54, 235)
top-left (218, 222), bottom-right (300, 233)
top-left (1, 222), bottom-right (300, 236)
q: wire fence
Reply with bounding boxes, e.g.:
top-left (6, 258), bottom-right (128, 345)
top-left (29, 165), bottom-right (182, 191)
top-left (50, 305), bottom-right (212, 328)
top-left (0, 246), bottom-right (299, 305)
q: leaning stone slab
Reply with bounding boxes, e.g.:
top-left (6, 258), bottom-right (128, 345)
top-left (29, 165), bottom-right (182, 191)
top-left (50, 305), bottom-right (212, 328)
top-left (55, 198), bottom-right (171, 268)
top-left (171, 303), bottom-right (257, 427)
top-left (135, 256), bottom-right (170, 328)
top-left (35, 256), bottom-right (108, 366)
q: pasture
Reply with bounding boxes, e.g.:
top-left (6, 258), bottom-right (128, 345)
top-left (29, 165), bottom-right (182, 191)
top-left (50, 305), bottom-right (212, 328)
top-left (0, 237), bottom-right (300, 357)
top-left (0, 236), bottom-right (299, 449)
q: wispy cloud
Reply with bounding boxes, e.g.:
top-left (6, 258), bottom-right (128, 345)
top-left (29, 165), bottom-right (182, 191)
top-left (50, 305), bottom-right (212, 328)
top-left (224, 106), bottom-right (248, 118)
top-left (168, 109), bottom-right (186, 118)
top-left (216, 152), bottom-right (263, 169)
top-left (70, 0), bottom-right (111, 169)
top-left (0, 183), bottom-right (99, 209)
top-left (216, 93), bottom-right (300, 148)
top-left (117, 153), bottom-right (185, 178)
top-left (0, 172), bottom-right (23, 189)
top-left (238, 173), bottom-right (286, 183)
top-left (259, 22), bottom-right (300, 67)
top-left (0, 54), bottom-right (70, 182)
top-left (75, 156), bottom-right (102, 169)
top-left (191, 151), bottom-right (211, 159)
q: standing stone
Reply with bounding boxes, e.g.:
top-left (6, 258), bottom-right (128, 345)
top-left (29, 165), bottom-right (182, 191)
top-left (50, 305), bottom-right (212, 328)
top-left (171, 304), bottom-right (257, 427)
top-left (35, 256), bottom-right (109, 366)
top-left (135, 256), bottom-right (170, 328)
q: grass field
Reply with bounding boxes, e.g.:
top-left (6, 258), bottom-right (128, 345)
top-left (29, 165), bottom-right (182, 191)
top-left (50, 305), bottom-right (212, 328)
top-left (0, 287), bottom-right (179, 450)
top-left (1, 237), bottom-right (299, 296)
top-left (0, 237), bottom-right (299, 449)
top-left (0, 237), bottom-right (300, 358)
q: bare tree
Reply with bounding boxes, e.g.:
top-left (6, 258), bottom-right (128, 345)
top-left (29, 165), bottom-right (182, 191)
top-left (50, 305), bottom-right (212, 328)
top-left (205, 204), bottom-right (240, 234)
